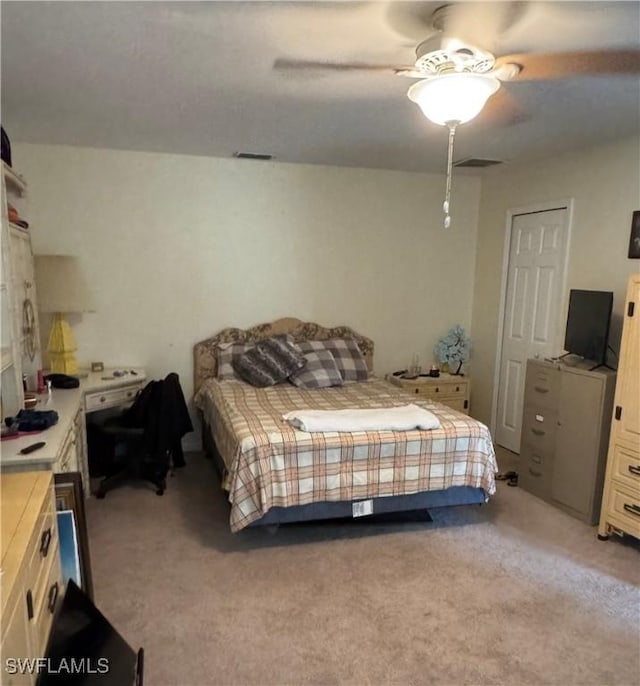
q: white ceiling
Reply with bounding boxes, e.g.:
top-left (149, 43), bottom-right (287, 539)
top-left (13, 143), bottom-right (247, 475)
top-left (2, 1), bottom-right (639, 173)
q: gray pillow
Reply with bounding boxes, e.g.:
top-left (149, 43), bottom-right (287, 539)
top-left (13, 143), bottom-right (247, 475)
top-left (233, 337), bottom-right (307, 387)
top-left (297, 338), bottom-right (369, 381)
top-left (289, 350), bottom-right (343, 389)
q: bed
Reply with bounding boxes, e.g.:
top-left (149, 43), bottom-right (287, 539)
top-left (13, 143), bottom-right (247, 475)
top-left (193, 318), bottom-right (498, 532)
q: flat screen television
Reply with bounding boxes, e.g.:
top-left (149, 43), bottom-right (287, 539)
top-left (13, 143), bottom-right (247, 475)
top-left (37, 580), bottom-right (142, 685)
top-left (564, 289), bottom-right (613, 366)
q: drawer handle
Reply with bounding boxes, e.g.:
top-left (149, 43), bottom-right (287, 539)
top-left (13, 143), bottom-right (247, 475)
top-left (100, 396), bottom-right (106, 403)
top-left (127, 391), bottom-right (133, 397)
top-left (531, 428), bottom-right (545, 436)
top-left (628, 465), bottom-right (640, 477)
top-left (530, 454), bottom-right (542, 464)
top-left (435, 388), bottom-right (439, 393)
top-left (455, 386), bottom-right (460, 392)
top-left (47, 581), bottom-right (59, 613)
top-left (40, 527), bottom-right (52, 558)
top-left (623, 503), bottom-right (640, 518)
top-left (534, 386), bottom-right (549, 393)
top-left (26, 589), bottom-right (34, 620)
top-left (528, 467), bottom-right (542, 477)
top-left (415, 389), bottom-right (419, 394)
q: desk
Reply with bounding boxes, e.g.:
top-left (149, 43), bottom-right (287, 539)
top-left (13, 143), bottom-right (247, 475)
top-left (0, 368), bottom-right (146, 496)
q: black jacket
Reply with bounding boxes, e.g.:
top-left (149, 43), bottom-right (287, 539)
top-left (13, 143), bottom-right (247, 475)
top-left (122, 372), bottom-right (193, 475)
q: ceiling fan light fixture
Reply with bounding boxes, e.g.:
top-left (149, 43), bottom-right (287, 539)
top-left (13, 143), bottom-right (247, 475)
top-left (407, 72), bottom-right (501, 126)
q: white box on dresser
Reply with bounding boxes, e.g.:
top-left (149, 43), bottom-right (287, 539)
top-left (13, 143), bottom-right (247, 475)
top-left (598, 274), bottom-right (640, 541)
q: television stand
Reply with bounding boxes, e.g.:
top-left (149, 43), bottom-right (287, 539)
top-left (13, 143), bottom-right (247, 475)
top-left (588, 362), bottom-right (617, 372)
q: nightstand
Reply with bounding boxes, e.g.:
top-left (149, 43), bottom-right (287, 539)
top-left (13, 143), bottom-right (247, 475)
top-left (387, 373), bottom-right (471, 414)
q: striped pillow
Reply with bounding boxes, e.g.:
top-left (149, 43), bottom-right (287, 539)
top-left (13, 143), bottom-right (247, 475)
top-left (217, 334), bottom-right (292, 381)
top-left (289, 350), bottom-right (343, 389)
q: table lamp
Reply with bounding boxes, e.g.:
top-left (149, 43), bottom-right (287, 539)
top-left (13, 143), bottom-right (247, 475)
top-left (34, 255), bottom-right (95, 375)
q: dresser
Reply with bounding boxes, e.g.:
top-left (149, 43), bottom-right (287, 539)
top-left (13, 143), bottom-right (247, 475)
top-left (1, 471), bottom-right (63, 685)
top-left (598, 274), bottom-right (640, 541)
top-left (386, 373), bottom-right (470, 413)
top-left (519, 358), bottom-right (616, 524)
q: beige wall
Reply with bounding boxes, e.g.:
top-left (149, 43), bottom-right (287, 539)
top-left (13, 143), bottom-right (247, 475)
top-left (472, 135), bottom-right (640, 428)
top-left (14, 142), bottom-right (481, 439)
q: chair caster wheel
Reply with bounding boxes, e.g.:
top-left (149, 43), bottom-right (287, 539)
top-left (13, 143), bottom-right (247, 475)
top-left (155, 488), bottom-right (164, 496)
top-left (597, 533), bottom-right (609, 541)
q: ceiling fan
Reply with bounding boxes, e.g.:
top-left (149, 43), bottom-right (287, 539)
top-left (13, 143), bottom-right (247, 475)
top-left (274, 2), bottom-right (640, 227)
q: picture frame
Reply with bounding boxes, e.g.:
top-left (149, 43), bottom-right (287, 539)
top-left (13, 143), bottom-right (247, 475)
top-left (54, 472), bottom-right (94, 600)
top-left (629, 210), bottom-right (640, 259)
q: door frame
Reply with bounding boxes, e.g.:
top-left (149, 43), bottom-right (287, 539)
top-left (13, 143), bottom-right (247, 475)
top-left (490, 198), bottom-right (575, 441)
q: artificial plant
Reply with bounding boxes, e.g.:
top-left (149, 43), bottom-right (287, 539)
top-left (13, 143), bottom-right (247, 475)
top-left (434, 325), bottom-right (471, 375)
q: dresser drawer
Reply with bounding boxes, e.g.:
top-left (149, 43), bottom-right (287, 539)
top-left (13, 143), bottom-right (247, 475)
top-left (521, 409), bottom-right (557, 453)
top-left (606, 483), bottom-right (640, 539)
top-left (85, 382), bottom-right (143, 412)
top-left (610, 444), bottom-right (640, 494)
top-left (32, 549), bottom-right (62, 657)
top-left (24, 493), bottom-right (58, 618)
top-left (524, 363), bottom-right (560, 409)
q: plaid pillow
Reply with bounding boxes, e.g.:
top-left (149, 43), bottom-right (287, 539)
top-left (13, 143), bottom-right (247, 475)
top-left (217, 335), bottom-right (292, 380)
top-left (289, 350), bottom-right (343, 389)
top-left (298, 338), bottom-right (369, 382)
top-left (233, 337), bottom-right (307, 387)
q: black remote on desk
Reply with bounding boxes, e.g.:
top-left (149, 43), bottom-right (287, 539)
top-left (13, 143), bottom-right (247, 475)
top-left (19, 441), bottom-right (46, 454)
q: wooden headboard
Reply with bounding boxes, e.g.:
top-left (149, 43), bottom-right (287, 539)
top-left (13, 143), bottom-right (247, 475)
top-left (193, 317), bottom-right (374, 395)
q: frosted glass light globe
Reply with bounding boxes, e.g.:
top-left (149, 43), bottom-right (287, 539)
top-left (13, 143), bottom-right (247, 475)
top-left (407, 73), bottom-right (501, 126)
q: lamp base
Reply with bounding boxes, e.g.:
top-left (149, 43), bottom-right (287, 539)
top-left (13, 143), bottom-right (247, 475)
top-left (47, 313), bottom-right (79, 375)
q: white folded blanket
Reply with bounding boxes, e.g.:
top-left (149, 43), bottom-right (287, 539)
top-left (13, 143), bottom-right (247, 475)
top-left (282, 404), bottom-right (441, 433)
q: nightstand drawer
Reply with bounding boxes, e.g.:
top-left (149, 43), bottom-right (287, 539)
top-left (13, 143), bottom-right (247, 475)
top-left (85, 383), bottom-right (143, 412)
top-left (423, 381), bottom-right (467, 398)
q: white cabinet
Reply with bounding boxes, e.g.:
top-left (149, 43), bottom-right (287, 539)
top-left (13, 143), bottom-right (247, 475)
top-left (598, 274), bottom-right (640, 541)
top-left (1, 162), bottom-right (29, 420)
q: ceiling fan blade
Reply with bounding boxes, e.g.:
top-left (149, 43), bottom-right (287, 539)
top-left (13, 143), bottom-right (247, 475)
top-left (440, 1), bottom-right (528, 53)
top-left (496, 50), bottom-right (640, 81)
top-left (273, 58), bottom-right (415, 75)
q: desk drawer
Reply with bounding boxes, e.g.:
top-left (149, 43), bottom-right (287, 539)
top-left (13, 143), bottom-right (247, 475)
top-left (85, 383), bottom-right (143, 412)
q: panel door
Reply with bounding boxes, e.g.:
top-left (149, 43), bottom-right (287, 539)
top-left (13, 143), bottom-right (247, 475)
top-left (612, 276), bottom-right (640, 449)
top-left (495, 208), bottom-right (569, 452)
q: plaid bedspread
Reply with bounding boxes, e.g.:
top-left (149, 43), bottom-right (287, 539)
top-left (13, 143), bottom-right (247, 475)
top-left (194, 378), bottom-right (498, 532)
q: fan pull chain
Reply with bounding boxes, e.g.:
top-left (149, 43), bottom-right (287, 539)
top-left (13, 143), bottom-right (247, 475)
top-left (443, 122), bottom-right (457, 229)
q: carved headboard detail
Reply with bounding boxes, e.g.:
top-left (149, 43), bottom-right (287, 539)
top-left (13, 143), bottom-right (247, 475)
top-left (193, 317), bottom-right (374, 395)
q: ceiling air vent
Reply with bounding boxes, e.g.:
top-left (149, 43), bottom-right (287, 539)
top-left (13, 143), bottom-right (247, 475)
top-left (233, 152), bottom-right (273, 161)
top-left (453, 157), bottom-right (503, 168)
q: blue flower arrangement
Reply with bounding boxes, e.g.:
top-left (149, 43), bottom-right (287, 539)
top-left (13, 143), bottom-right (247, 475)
top-left (434, 325), bottom-right (471, 375)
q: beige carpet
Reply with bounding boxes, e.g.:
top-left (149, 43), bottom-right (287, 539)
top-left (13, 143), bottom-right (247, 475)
top-left (86, 450), bottom-right (640, 686)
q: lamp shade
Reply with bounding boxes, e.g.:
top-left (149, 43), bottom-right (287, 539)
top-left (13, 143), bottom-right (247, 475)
top-left (407, 73), bottom-right (501, 126)
top-left (34, 255), bottom-right (95, 313)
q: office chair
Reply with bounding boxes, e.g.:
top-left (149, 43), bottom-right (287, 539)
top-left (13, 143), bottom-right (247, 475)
top-left (93, 373), bottom-right (192, 498)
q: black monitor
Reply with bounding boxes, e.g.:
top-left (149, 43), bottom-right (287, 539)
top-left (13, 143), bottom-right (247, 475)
top-left (564, 289), bottom-right (613, 366)
top-left (37, 580), bottom-right (141, 685)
